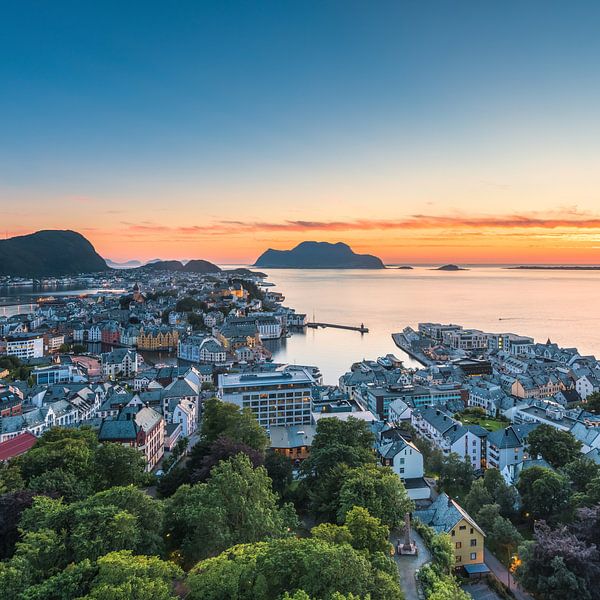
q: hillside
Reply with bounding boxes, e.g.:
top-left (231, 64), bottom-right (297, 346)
top-left (141, 259), bottom-right (221, 273)
top-left (254, 241), bottom-right (385, 269)
top-left (0, 230), bottom-right (108, 276)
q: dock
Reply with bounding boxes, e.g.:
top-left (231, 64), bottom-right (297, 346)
top-left (391, 332), bottom-right (432, 366)
top-left (307, 322), bottom-right (369, 333)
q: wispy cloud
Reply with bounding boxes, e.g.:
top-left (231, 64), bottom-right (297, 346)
top-left (118, 209), bottom-right (600, 237)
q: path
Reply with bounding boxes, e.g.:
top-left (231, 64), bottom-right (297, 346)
top-left (484, 548), bottom-right (532, 600)
top-left (392, 528), bottom-right (430, 600)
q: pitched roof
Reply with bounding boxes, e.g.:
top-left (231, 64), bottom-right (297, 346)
top-left (414, 492), bottom-right (485, 537)
top-left (0, 432), bottom-right (37, 461)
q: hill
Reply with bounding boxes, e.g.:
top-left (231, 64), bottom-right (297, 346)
top-left (254, 241), bottom-right (385, 269)
top-left (105, 259), bottom-right (142, 269)
top-left (0, 230), bottom-right (108, 276)
top-left (141, 259), bottom-right (221, 273)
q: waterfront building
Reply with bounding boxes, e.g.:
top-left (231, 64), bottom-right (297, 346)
top-left (218, 367), bottom-right (314, 428)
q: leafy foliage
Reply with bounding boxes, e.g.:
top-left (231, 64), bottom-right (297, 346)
top-left (527, 424), bottom-right (582, 468)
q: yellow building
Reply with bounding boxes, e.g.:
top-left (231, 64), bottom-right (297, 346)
top-left (414, 492), bottom-right (486, 569)
top-left (137, 327), bottom-right (178, 351)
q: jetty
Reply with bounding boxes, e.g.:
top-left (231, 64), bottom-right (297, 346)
top-left (307, 322), bottom-right (369, 333)
top-left (391, 332), bottom-right (432, 366)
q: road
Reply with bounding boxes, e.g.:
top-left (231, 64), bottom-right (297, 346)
top-left (484, 549), bottom-right (533, 600)
top-left (392, 527), bottom-right (430, 600)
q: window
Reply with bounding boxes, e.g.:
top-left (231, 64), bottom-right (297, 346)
top-left (451, 530), bottom-right (455, 537)
top-left (470, 539), bottom-right (477, 547)
top-left (455, 542), bottom-right (462, 549)
top-left (456, 555), bottom-right (462, 563)
top-left (459, 525), bottom-right (466, 530)
top-left (399, 468), bottom-right (404, 474)
top-left (470, 552), bottom-right (477, 560)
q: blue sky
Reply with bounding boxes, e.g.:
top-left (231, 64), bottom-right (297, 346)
top-left (2, 1), bottom-right (600, 262)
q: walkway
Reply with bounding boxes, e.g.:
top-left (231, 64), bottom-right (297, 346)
top-left (484, 549), bottom-right (533, 600)
top-left (392, 528), bottom-right (431, 600)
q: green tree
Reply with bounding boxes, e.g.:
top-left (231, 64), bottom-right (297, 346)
top-left (311, 522), bottom-right (354, 546)
top-left (562, 456), bottom-right (600, 493)
top-left (200, 397), bottom-right (268, 451)
top-left (475, 503), bottom-right (502, 532)
top-left (264, 449), bottom-right (293, 499)
top-left (583, 391), bottom-right (600, 415)
top-left (437, 453), bottom-right (474, 501)
top-left (164, 454), bottom-right (296, 565)
top-left (337, 464), bottom-right (413, 528)
top-left (517, 466), bottom-right (572, 521)
top-left (344, 506), bottom-right (391, 555)
top-left (93, 443), bottom-right (146, 491)
top-left (186, 537), bottom-right (404, 600)
top-left (300, 417), bottom-right (375, 520)
top-left (481, 468), bottom-right (517, 517)
top-left (527, 424), bottom-right (582, 468)
top-left (463, 480), bottom-right (493, 518)
top-left (486, 515), bottom-right (523, 564)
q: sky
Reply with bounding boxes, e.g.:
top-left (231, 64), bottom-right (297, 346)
top-left (2, 1), bottom-right (600, 264)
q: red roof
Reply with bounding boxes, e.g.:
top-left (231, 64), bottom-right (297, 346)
top-left (0, 432), bottom-right (37, 462)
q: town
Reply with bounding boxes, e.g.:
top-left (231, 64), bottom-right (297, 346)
top-left (2, 272), bottom-right (600, 600)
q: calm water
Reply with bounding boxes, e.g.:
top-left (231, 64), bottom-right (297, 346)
top-left (259, 267), bottom-right (600, 384)
top-left (3, 268), bottom-right (599, 385)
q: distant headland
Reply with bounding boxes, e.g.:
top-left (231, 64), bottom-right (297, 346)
top-left (509, 265), bottom-right (600, 271)
top-left (0, 230), bottom-right (108, 277)
top-left (254, 241), bottom-right (385, 269)
top-left (434, 264), bottom-right (468, 271)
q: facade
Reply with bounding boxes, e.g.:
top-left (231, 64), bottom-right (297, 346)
top-left (101, 348), bottom-right (139, 379)
top-left (98, 405), bottom-right (164, 471)
top-left (269, 424), bottom-right (316, 462)
top-left (137, 326), bottom-right (179, 351)
top-left (2, 334), bottom-right (44, 359)
top-left (218, 368), bottom-right (314, 428)
top-left (178, 335), bottom-right (227, 364)
top-left (414, 493), bottom-right (485, 569)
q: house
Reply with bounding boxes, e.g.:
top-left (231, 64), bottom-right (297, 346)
top-left (486, 424), bottom-right (538, 471)
top-left (98, 405), bottom-right (165, 471)
top-left (414, 493), bottom-right (486, 570)
top-left (137, 326), bottom-right (178, 351)
top-left (376, 430), bottom-right (430, 500)
top-left (101, 348), bottom-right (138, 379)
top-left (501, 457), bottom-right (552, 487)
top-left (164, 422), bottom-right (182, 451)
top-left (269, 424), bottom-right (317, 462)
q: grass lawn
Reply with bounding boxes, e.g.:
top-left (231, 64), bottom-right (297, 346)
top-left (456, 413), bottom-right (507, 432)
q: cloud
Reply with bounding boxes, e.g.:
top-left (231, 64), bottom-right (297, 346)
top-left (118, 210), bottom-right (600, 238)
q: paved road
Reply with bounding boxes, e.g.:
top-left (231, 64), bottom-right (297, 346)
top-left (485, 549), bottom-right (532, 600)
top-left (392, 528), bottom-right (431, 600)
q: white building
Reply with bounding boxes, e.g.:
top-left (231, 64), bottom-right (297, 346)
top-left (101, 348), bottom-right (139, 379)
top-left (218, 367), bottom-right (314, 428)
top-left (2, 335), bottom-right (44, 359)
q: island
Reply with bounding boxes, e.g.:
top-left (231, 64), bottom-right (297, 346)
top-left (509, 265), bottom-right (600, 271)
top-left (397, 266), bottom-right (414, 270)
top-left (435, 264), bottom-right (468, 271)
top-left (140, 259), bottom-right (221, 273)
top-left (0, 230), bottom-right (108, 277)
top-left (254, 241), bottom-right (385, 269)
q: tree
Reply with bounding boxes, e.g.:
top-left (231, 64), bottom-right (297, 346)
top-left (476, 503), bottom-right (502, 532)
top-left (156, 467), bottom-right (191, 499)
top-left (481, 468), bottom-right (517, 517)
top-left (58, 343), bottom-right (71, 353)
top-left (486, 515), bottom-right (523, 563)
top-left (186, 537), bottom-right (404, 600)
top-left (562, 456), bottom-right (600, 493)
top-left (300, 418), bottom-right (375, 520)
top-left (527, 424), bottom-right (582, 468)
top-left (583, 392), bottom-right (600, 415)
top-left (517, 466), bottom-right (572, 521)
top-left (344, 506), bottom-right (391, 555)
top-left (200, 397), bottom-right (268, 451)
top-left (0, 489), bottom-right (38, 559)
top-left (190, 435), bottom-right (264, 483)
top-left (337, 464), bottom-right (413, 528)
top-left (264, 449), bottom-right (293, 499)
top-left (463, 480), bottom-right (493, 518)
top-left (164, 454), bottom-right (296, 565)
top-left (73, 344), bottom-right (87, 354)
top-left (93, 442), bottom-right (146, 491)
top-left (437, 453), bottom-right (474, 501)
top-left (515, 521), bottom-right (597, 600)
top-left (429, 533), bottom-right (454, 576)
top-left (84, 551), bottom-right (183, 600)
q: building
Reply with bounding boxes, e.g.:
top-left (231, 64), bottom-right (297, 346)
top-left (414, 493), bottom-right (486, 570)
top-left (376, 430), bottom-right (430, 500)
top-left (0, 432), bottom-right (37, 462)
top-left (486, 424), bottom-right (538, 471)
top-left (269, 424), bottom-right (316, 462)
top-left (442, 328), bottom-right (488, 351)
top-left (98, 405), bottom-right (165, 471)
top-left (137, 326), bottom-right (178, 351)
top-left (101, 348), bottom-right (139, 379)
top-left (218, 367), bottom-right (314, 428)
top-left (178, 335), bottom-right (227, 364)
top-left (1, 334), bottom-right (44, 359)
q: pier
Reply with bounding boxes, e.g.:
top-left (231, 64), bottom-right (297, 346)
top-left (307, 322), bottom-right (369, 333)
top-left (391, 332), bottom-right (432, 366)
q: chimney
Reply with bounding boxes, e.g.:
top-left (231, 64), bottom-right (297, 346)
top-left (447, 496), bottom-right (452, 508)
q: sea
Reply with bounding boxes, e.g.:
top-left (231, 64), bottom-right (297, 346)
top-left (2, 266), bottom-right (600, 385)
